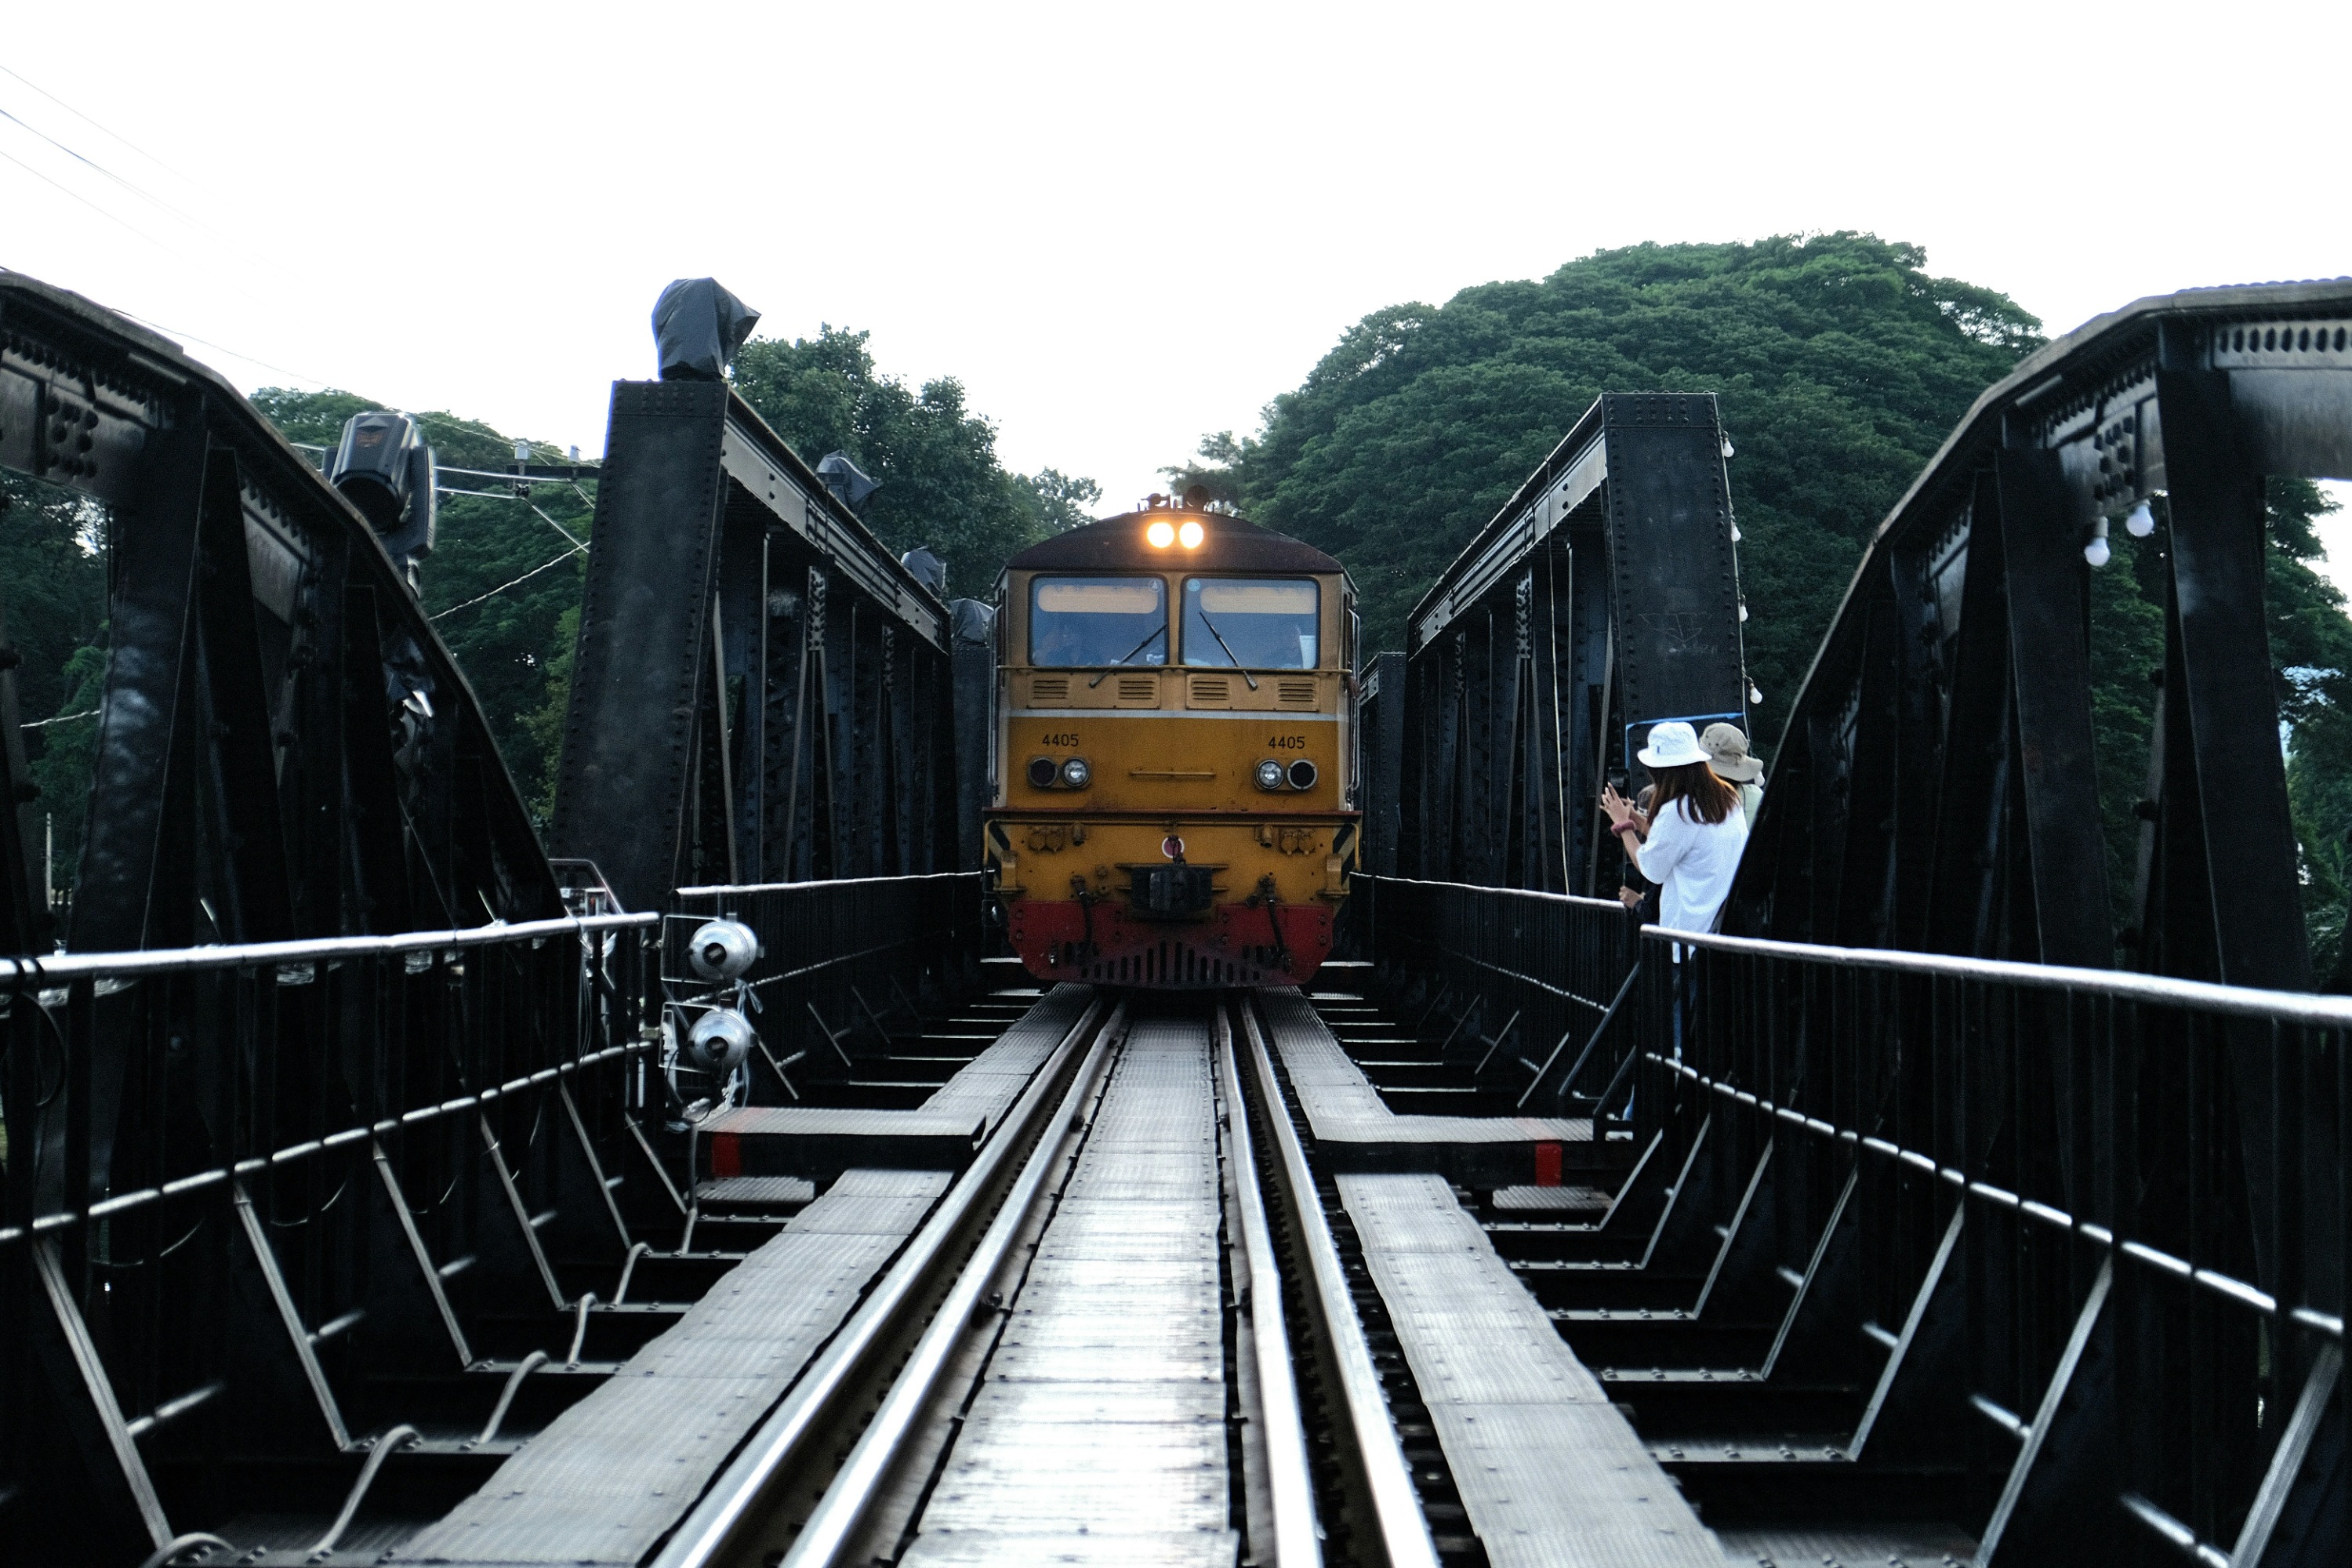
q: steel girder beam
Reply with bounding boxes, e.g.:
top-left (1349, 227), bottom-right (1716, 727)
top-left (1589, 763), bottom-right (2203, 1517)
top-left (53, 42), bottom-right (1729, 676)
top-left (0, 275), bottom-right (557, 959)
top-left (0, 274), bottom-right (625, 1558)
top-left (1356, 652), bottom-right (1406, 876)
top-left (0, 275), bottom-right (561, 1210)
top-left (0, 589), bottom-right (40, 955)
top-left (550, 381), bottom-right (958, 909)
top-left (1725, 280), bottom-right (2352, 984)
top-left (1386, 392), bottom-right (1749, 894)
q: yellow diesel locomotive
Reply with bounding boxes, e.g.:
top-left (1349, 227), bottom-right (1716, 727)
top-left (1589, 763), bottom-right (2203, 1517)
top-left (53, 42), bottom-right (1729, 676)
top-left (983, 501), bottom-right (1359, 987)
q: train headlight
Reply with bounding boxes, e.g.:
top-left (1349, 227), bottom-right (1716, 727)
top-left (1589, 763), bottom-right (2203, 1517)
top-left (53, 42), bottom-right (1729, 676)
top-left (1287, 759), bottom-right (1318, 790)
top-left (1146, 520), bottom-right (1175, 548)
top-left (1178, 519), bottom-right (1204, 548)
top-left (1254, 759), bottom-right (1287, 792)
top-left (1060, 757), bottom-right (1091, 789)
top-left (1027, 756), bottom-right (1058, 789)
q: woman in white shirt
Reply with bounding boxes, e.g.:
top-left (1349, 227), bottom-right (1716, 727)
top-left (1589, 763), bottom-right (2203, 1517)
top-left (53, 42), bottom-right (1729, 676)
top-left (1600, 720), bottom-right (1749, 938)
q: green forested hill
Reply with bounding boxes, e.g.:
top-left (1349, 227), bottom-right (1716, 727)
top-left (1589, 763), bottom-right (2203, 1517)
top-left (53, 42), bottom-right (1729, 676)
top-left (1167, 234), bottom-right (2042, 740)
top-left (1168, 232), bottom-right (2352, 971)
top-left (731, 326), bottom-right (1098, 599)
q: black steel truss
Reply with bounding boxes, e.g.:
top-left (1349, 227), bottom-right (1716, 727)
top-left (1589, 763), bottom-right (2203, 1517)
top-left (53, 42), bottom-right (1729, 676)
top-left (0, 274), bottom-right (561, 956)
top-left (1364, 393), bottom-right (1749, 895)
top-left (1359, 874), bottom-right (2346, 1566)
top-left (550, 380), bottom-right (964, 912)
top-left (1729, 280), bottom-right (2352, 983)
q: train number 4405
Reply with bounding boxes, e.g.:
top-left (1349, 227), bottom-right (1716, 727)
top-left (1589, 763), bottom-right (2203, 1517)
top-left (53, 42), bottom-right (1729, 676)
top-left (1269, 735), bottom-right (1309, 750)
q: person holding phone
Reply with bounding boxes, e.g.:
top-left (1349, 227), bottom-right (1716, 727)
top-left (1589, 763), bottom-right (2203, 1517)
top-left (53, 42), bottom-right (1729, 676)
top-left (1600, 720), bottom-right (1748, 940)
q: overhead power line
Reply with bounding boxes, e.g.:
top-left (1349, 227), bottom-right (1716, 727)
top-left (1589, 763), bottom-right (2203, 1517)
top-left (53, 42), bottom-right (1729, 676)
top-left (0, 100), bottom-right (214, 235)
top-left (0, 62), bottom-right (193, 183)
top-left (429, 546), bottom-right (586, 623)
top-left (0, 140), bottom-right (176, 254)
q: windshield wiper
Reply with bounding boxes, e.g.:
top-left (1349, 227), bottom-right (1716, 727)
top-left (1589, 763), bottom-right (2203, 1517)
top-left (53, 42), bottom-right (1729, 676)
top-left (1086, 623), bottom-right (1168, 687)
top-left (1192, 608), bottom-right (1259, 690)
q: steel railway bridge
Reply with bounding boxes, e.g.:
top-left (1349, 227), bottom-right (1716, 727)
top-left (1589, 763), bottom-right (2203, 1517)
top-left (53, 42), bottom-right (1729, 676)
top-left (2, 268), bottom-right (2346, 1567)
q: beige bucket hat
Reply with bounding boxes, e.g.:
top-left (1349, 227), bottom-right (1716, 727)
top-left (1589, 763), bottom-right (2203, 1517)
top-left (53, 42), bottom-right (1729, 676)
top-left (1699, 722), bottom-right (1763, 782)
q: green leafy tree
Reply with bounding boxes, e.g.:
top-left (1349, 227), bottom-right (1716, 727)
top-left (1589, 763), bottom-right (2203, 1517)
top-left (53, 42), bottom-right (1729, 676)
top-left (249, 389), bottom-right (594, 826)
top-left (1178, 234), bottom-right (2042, 745)
top-left (2263, 479), bottom-right (2352, 977)
top-left (2, 474), bottom-right (110, 899)
top-left (731, 326), bottom-right (1093, 596)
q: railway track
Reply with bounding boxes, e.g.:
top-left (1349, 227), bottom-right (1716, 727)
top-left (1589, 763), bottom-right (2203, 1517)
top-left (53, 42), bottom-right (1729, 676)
top-left (646, 992), bottom-right (1434, 1568)
top-left (137, 979), bottom-right (1719, 1567)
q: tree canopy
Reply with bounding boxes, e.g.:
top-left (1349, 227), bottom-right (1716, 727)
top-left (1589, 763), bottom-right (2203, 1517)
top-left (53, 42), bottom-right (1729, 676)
top-left (1171, 233), bottom-right (2352, 973)
top-left (1167, 233), bottom-right (2042, 740)
top-left (245, 343), bottom-right (1099, 826)
top-left (731, 326), bottom-right (1098, 597)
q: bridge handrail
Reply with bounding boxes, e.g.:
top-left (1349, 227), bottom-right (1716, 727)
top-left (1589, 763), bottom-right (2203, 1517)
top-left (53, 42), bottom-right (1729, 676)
top-left (1357, 873), bottom-right (1628, 916)
top-left (1363, 873), bottom-right (2352, 1025)
top-left (1642, 923), bottom-right (2352, 1028)
top-left (673, 870), bottom-right (981, 898)
top-left (0, 911), bottom-right (658, 987)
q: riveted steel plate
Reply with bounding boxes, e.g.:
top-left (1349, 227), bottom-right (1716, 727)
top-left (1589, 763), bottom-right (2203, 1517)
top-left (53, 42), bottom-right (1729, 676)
top-left (393, 1167), bottom-right (948, 1566)
top-left (1491, 1185), bottom-right (1611, 1213)
top-left (898, 1528), bottom-right (1240, 1566)
top-left (907, 1016), bottom-right (1234, 1553)
top-left (1338, 1172), bottom-right (1722, 1567)
top-left (694, 1175), bottom-right (817, 1204)
top-left (965, 1379), bottom-right (1225, 1426)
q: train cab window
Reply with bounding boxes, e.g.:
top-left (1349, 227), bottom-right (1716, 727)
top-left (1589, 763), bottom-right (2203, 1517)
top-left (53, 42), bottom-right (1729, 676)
top-left (1182, 578), bottom-right (1319, 670)
top-left (1029, 575), bottom-right (1167, 667)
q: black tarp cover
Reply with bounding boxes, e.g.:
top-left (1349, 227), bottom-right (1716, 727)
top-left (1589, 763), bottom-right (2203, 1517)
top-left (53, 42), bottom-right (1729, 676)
top-left (652, 278), bottom-right (759, 380)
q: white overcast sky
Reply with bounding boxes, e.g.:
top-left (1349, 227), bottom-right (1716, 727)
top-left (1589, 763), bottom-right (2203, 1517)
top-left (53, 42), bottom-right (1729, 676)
top-left (4, 0), bottom-right (2348, 561)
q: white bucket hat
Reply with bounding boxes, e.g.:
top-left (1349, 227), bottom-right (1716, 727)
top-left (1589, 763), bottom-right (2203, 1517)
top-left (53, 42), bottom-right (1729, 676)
top-left (1636, 720), bottom-right (1709, 770)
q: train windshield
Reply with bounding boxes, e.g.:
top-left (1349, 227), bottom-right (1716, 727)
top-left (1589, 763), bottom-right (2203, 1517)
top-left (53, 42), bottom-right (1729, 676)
top-left (1182, 578), bottom-right (1319, 669)
top-left (1029, 575), bottom-right (1167, 666)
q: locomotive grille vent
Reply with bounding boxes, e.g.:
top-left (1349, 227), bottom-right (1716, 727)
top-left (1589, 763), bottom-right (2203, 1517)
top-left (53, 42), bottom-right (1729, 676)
top-left (1116, 676), bottom-right (1158, 706)
top-left (1189, 677), bottom-right (1231, 706)
top-left (1277, 679), bottom-right (1316, 707)
top-left (1031, 675), bottom-right (1069, 703)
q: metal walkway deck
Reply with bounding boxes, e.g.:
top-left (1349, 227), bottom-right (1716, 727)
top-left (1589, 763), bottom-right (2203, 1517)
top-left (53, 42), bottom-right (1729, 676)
top-left (898, 1016), bottom-right (1236, 1566)
top-left (396, 1169), bottom-right (953, 1566)
top-left (1258, 988), bottom-right (1601, 1184)
top-left (1339, 1173), bottom-right (1722, 1568)
top-left (700, 987), bottom-right (1094, 1177)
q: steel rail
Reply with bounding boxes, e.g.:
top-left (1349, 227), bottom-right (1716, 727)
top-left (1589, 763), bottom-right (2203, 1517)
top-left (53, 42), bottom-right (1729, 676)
top-left (1240, 996), bottom-right (1441, 1568)
top-left (1217, 1004), bottom-right (1323, 1564)
top-left (771, 998), bottom-right (1129, 1568)
top-left (650, 992), bottom-right (1114, 1568)
top-left (0, 911), bottom-right (656, 985)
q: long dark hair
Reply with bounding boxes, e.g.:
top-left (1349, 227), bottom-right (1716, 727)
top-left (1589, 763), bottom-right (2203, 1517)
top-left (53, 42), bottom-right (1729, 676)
top-left (1649, 760), bottom-right (1740, 826)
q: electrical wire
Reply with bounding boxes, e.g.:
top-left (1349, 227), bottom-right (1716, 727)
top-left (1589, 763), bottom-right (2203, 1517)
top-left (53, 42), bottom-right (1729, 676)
top-left (23, 708), bottom-right (99, 728)
top-left (0, 62), bottom-right (194, 184)
top-left (0, 140), bottom-right (178, 255)
top-left (429, 545), bottom-right (585, 622)
top-left (109, 307), bottom-right (341, 390)
top-left (0, 101), bottom-right (215, 236)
